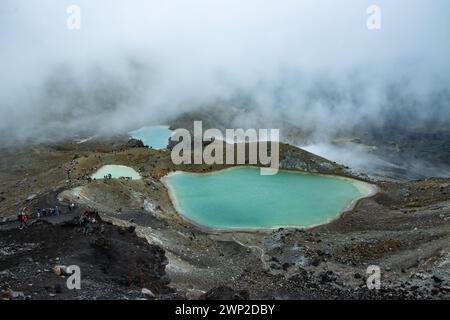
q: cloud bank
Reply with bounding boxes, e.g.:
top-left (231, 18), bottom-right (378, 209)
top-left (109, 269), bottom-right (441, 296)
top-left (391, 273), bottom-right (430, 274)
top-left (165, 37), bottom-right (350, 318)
top-left (1, 0), bottom-right (450, 144)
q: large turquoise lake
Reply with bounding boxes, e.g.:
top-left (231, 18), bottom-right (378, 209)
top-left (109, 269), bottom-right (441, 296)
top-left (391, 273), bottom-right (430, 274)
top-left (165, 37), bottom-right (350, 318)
top-left (164, 167), bottom-right (376, 230)
top-left (129, 126), bottom-right (173, 149)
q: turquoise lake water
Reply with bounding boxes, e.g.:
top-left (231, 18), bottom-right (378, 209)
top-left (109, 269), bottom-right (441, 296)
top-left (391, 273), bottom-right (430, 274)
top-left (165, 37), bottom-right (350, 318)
top-left (129, 126), bottom-right (173, 149)
top-left (92, 165), bottom-right (141, 180)
top-left (164, 167), bottom-right (375, 229)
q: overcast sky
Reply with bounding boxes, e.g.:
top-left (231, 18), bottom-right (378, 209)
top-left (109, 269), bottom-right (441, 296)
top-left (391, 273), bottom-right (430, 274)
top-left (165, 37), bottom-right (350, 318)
top-left (1, 0), bottom-right (449, 143)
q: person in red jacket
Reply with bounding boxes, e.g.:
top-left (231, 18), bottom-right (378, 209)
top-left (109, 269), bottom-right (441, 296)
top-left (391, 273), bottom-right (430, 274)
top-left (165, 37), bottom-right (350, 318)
top-left (18, 212), bottom-right (28, 229)
top-left (22, 213), bottom-right (28, 227)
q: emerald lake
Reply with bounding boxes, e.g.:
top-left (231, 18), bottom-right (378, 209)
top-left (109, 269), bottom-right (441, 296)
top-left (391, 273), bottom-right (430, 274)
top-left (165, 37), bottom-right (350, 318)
top-left (129, 125), bottom-right (173, 149)
top-left (164, 167), bottom-right (376, 230)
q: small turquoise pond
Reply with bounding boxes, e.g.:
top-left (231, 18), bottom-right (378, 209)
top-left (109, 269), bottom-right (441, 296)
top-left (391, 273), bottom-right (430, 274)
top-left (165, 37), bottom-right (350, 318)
top-left (92, 165), bottom-right (141, 180)
top-left (164, 167), bottom-right (376, 229)
top-left (129, 126), bottom-right (173, 149)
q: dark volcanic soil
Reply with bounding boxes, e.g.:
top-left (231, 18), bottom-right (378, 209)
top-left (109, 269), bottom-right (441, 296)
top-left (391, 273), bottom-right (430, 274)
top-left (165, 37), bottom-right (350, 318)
top-left (0, 211), bottom-right (175, 300)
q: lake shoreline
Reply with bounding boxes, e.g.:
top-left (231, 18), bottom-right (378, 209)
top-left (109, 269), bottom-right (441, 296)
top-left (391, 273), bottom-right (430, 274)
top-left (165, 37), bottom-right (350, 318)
top-left (161, 166), bottom-right (378, 234)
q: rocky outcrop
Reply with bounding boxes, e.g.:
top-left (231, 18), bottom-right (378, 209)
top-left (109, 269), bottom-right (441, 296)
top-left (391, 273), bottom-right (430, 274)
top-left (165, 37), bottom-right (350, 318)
top-left (90, 233), bottom-right (170, 293)
top-left (279, 145), bottom-right (346, 175)
top-left (126, 138), bottom-right (146, 148)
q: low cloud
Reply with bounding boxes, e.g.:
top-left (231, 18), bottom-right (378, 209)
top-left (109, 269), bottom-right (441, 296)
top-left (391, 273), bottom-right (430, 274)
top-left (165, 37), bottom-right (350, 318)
top-left (1, 0), bottom-right (449, 146)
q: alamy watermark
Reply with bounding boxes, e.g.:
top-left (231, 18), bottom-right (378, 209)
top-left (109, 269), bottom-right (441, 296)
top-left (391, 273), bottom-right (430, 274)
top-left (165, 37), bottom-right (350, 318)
top-left (367, 5), bottom-right (381, 30)
top-left (54, 265), bottom-right (81, 290)
top-left (66, 265), bottom-right (81, 290)
top-left (66, 5), bottom-right (81, 30)
top-left (66, 4), bottom-right (381, 31)
top-left (170, 121), bottom-right (280, 175)
top-left (366, 265), bottom-right (381, 290)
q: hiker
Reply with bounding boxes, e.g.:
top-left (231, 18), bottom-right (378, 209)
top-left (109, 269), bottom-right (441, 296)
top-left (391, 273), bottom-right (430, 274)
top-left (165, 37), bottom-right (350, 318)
top-left (55, 206), bottom-right (60, 216)
top-left (79, 214), bottom-right (92, 235)
top-left (36, 208), bottom-right (41, 219)
top-left (42, 208), bottom-right (47, 217)
top-left (22, 213), bottom-right (29, 227)
top-left (18, 212), bottom-right (28, 229)
top-left (17, 213), bottom-right (22, 229)
top-left (49, 207), bottom-right (55, 216)
top-left (84, 207), bottom-right (92, 216)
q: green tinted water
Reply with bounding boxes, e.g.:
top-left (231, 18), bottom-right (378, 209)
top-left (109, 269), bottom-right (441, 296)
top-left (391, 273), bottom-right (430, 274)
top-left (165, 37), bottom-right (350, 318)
top-left (164, 167), bottom-right (375, 229)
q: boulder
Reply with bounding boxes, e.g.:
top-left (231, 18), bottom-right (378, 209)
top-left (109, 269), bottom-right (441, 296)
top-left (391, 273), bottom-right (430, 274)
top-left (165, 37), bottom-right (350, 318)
top-left (0, 270), bottom-right (14, 279)
top-left (9, 290), bottom-right (26, 300)
top-left (319, 270), bottom-right (337, 284)
top-left (141, 288), bottom-right (156, 298)
top-left (53, 265), bottom-right (69, 276)
top-left (310, 257), bottom-right (321, 267)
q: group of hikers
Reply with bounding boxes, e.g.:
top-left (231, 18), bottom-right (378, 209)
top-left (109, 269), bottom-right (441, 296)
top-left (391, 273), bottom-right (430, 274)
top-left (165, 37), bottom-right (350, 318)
top-left (102, 173), bottom-right (132, 181)
top-left (18, 203), bottom-right (97, 236)
top-left (17, 203), bottom-right (76, 229)
top-left (35, 206), bottom-right (62, 218)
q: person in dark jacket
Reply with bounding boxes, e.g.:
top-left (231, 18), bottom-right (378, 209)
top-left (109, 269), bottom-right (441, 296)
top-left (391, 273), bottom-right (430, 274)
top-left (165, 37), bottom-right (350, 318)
top-left (79, 214), bottom-right (92, 235)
